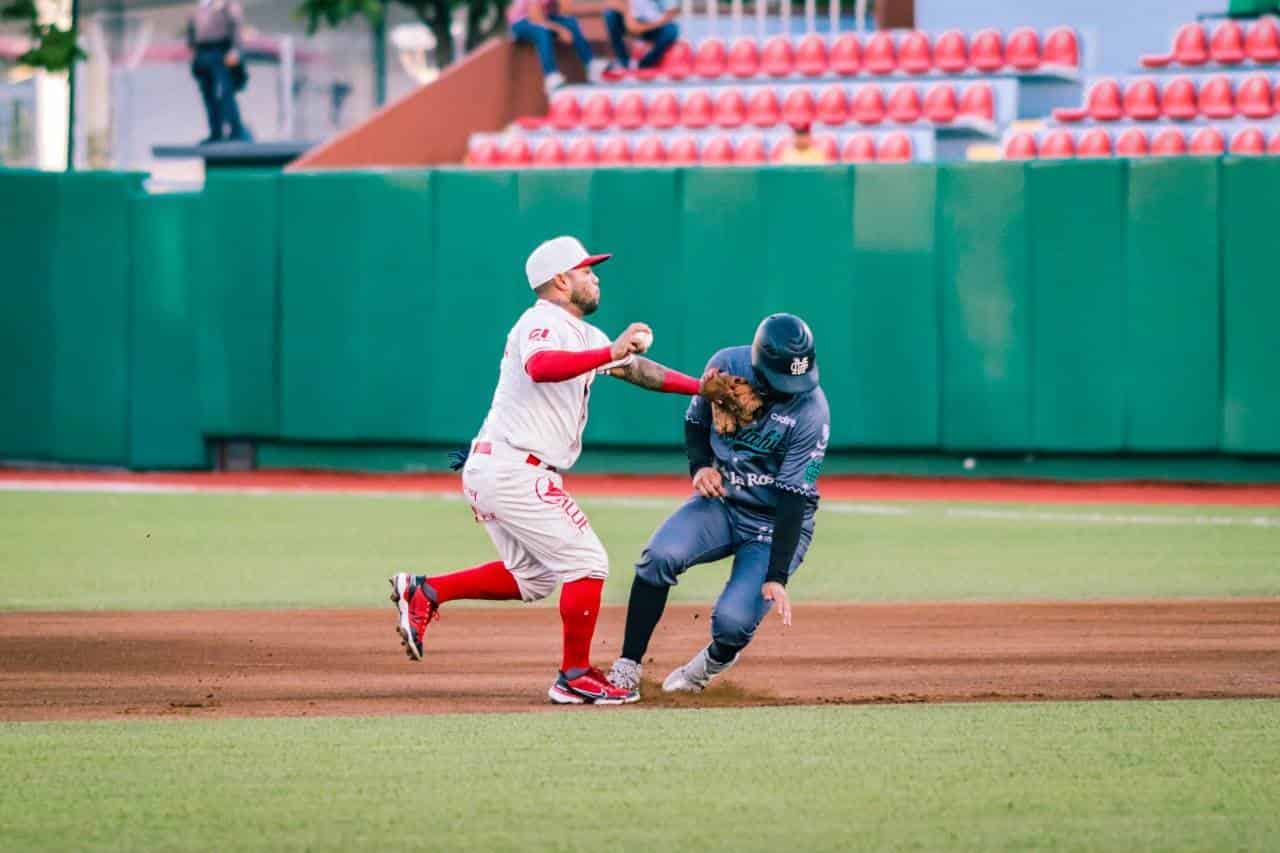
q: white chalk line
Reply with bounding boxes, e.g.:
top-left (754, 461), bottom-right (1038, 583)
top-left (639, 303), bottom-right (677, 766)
top-left (2, 480), bottom-right (1279, 528)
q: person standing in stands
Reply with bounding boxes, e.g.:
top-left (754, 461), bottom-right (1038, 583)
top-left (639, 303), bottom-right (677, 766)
top-left (510, 0), bottom-right (609, 94)
top-left (187, 0), bottom-right (251, 143)
top-left (776, 121), bottom-right (833, 165)
top-left (602, 0), bottom-right (680, 75)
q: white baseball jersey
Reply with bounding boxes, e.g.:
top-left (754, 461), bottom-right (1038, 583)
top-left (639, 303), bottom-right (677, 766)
top-left (474, 300), bottom-right (613, 471)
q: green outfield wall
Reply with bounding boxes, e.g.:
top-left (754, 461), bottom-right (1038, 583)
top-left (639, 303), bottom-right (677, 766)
top-left (1, 160), bottom-right (1277, 474)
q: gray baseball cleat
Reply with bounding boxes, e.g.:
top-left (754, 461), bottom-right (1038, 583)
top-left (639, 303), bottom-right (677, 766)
top-left (661, 645), bottom-right (737, 693)
top-left (606, 657), bottom-right (642, 695)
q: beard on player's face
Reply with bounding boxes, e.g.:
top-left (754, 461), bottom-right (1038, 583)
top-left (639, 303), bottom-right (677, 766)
top-left (569, 275), bottom-right (600, 315)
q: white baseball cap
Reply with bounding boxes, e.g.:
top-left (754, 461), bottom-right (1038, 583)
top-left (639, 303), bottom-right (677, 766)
top-left (524, 236), bottom-right (612, 289)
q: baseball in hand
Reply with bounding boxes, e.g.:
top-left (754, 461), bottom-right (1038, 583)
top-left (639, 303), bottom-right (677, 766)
top-left (634, 330), bottom-right (653, 353)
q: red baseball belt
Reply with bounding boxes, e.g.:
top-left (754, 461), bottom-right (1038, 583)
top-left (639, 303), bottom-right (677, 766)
top-left (471, 441), bottom-right (557, 472)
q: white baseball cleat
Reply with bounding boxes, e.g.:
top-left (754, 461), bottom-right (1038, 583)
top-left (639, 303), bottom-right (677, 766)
top-left (661, 645), bottom-right (737, 694)
top-left (606, 657), bottom-right (642, 695)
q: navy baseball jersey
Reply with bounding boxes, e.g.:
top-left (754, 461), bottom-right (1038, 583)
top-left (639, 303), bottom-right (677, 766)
top-left (687, 346), bottom-right (830, 518)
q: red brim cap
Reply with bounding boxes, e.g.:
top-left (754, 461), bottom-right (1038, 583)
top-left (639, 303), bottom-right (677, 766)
top-left (574, 253), bottom-right (612, 268)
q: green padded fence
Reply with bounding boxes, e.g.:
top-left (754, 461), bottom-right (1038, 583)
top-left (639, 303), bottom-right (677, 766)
top-left (4, 158), bottom-right (1280, 475)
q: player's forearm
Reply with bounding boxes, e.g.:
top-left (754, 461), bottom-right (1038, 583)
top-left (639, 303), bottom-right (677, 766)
top-left (684, 419), bottom-right (714, 478)
top-left (609, 356), bottom-right (700, 394)
top-left (525, 347), bottom-right (613, 382)
top-left (765, 491), bottom-right (806, 586)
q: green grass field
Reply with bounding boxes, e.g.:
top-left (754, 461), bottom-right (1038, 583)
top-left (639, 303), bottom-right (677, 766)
top-left (2, 491), bottom-right (1278, 610)
top-left (2, 488), bottom-right (1278, 851)
top-left (2, 701), bottom-right (1277, 852)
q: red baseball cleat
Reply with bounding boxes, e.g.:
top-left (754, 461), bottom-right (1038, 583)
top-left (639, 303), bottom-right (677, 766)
top-left (548, 667), bottom-right (640, 705)
top-left (389, 572), bottom-right (439, 661)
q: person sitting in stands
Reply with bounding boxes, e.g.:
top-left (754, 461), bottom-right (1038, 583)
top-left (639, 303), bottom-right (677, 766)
top-left (603, 0), bottom-right (680, 75)
top-left (509, 0), bottom-right (608, 94)
top-left (776, 122), bottom-right (833, 165)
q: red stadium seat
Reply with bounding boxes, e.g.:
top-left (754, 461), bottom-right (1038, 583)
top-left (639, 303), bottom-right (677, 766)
top-left (1246, 16), bottom-right (1280, 63)
top-left (728, 38), bottom-right (760, 77)
top-left (852, 85), bottom-right (887, 124)
top-left (1085, 79), bottom-right (1124, 121)
top-left (1189, 126), bottom-right (1226, 155)
top-left (1042, 27), bottom-right (1080, 68)
top-left (1039, 129), bottom-right (1076, 159)
top-left (782, 89), bottom-right (817, 127)
top-left (533, 138), bottom-right (566, 166)
top-left (735, 135), bottom-right (768, 164)
top-left (1229, 127), bottom-right (1267, 155)
top-left (933, 30), bottom-right (968, 72)
top-left (1161, 77), bottom-right (1198, 120)
top-left (816, 134), bottom-right (840, 161)
top-left (466, 139), bottom-right (501, 167)
top-left (768, 138), bottom-right (790, 164)
top-left (923, 83), bottom-right (958, 123)
top-left (1052, 106), bottom-right (1087, 123)
top-left (648, 92), bottom-right (680, 128)
top-left (1077, 128), bottom-right (1113, 158)
top-left (695, 38), bottom-right (728, 78)
top-left (514, 115), bottom-right (546, 131)
top-left (1005, 27), bottom-right (1042, 71)
top-left (1236, 74), bottom-right (1274, 118)
top-left (581, 93), bottom-right (613, 130)
top-left (598, 136), bottom-right (632, 165)
top-left (1150, 127), bottom-right (1187, 156)
top-left (795, 34), bottom-right (828, 76)
top-left (1123, 79), bottom-right (1161, 120)
top-left (876, 132), bottom-right (913, 162)
top-left (1171, 23), bottom-right (1210, 66)
top-left (816, 86), bottom-right (851, 125)
top-left (502, 137), bottom-right (533, 166)
top-left (1269, 131), bottom-right (1280, 154)
top-left (864, 32), bottom-right (897, 74)
top-left (748, 89), bottom-right (782, 127)
top-left (886, 84), bottom-right (922, 123)
top-left (668, 136), bottom-right (700, 164)
top-left (661, 40), bottom-right (695, 78)
top-left (714, 89), bottom-right (748, 128)
top-left (958, 82), bottom-right (995, 122)
top-left (1002, 131), bottom-right (1037, 160)
top-left (702, 136), bottom-right (736, 164)
top-left (762, 36), bottom-right (795, 77)
top-left (633, 136), bottom-right (667, 164)
top-left (970, 29), bottom-right (1004, 72)
top-left (1115, 128), bottom-right (1150, 157)
top-left (548, 93), bottom-right (581, 130)
top-left (565, 137), bottom-right (597, 165)
top-left (681, 91), bottom-right (714, 128)
top-left (1209, 20), bottom-right (1246, 64)
top-left (830, 33), bottom-right (862, 75)
top-left (1198, 75), bottom-right (1235, 118)
top-left (615, 93), bottom-right (647, 129)
top-left (842, 133), bottom-right (877, 162)
top-left (635, 67), bottom-right (661, 82)
top-left (898, 31), bottom-right (932, 74)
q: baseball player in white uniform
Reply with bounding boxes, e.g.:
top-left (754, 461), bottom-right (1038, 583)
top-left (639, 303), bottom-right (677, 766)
top-left (389, 235), bottom-right (702, 704)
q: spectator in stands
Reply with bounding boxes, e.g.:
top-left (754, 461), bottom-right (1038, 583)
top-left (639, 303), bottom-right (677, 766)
top-left (509, 0), bottom-right (608, 94)
top-left (602, 0), bottom-right (680, 74)
top-left (776, 122), bottom-right (832, 165)
top-left (187, 0), bottom-right (251, 144)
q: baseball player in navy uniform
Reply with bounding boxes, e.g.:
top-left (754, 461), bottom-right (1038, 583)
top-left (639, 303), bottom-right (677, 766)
top-left (607, 313), bottom-right (829, 696)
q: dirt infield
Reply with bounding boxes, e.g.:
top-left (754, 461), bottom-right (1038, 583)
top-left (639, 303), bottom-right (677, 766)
top-left (3, 600), bottom-right (1277, 722)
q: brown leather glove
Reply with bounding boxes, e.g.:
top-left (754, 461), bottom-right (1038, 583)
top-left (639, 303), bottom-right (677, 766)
top-left (700, 368), bottom-right (765, 434)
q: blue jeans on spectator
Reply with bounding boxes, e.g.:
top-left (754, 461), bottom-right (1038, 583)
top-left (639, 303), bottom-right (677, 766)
top-left (603, 11), bottom-right (678, 68)
top-left (191, 44), bottom-right (246, 141)
top-left (511, 15), bottom-right (594, 76)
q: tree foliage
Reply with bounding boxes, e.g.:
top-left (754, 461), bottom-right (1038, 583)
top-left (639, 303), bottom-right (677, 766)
top-left (1, 0), bottom-right (86, 72)
top-left (296, 0), bottom-right (508, 68)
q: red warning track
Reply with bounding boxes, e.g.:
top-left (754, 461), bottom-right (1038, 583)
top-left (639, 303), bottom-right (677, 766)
top-left (4, 468), bottom-right (1280, 505)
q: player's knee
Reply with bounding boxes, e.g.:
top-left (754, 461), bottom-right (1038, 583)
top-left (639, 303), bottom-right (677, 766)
top-left (633, 544), bottom-right (685, 587)
top-left (515, 571), bottom-right (557, 602)
top-left (710, 604), bottom-right (759, 649)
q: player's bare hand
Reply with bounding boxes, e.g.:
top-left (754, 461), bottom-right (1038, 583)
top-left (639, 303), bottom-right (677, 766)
top-left (611, 322), bottom-right (653, 361)
top-left (225, 49), bottom-right (241, 66)
top-left (692, 466), bottom-right (726, 498)
top-left (762, 582), bottom-right (792, 626)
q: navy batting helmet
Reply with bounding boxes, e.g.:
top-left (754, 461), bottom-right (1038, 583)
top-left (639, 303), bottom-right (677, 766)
top-left (751, 313), bottom-right (819, 395)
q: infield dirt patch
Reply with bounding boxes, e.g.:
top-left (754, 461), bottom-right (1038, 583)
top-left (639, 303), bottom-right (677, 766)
top-left (2, 600), bottom-right (1277, 721)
